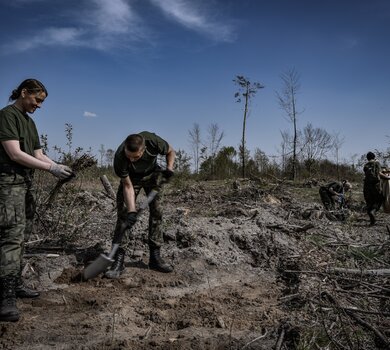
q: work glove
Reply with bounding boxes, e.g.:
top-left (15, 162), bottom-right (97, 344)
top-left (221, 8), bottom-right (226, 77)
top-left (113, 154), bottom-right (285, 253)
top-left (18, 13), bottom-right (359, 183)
top-left (126, 211), bottom-right (138, 228)
top-left (49, 163), bottom-right (73, 180)
top-left (162, 169), bottom-right (174, 180)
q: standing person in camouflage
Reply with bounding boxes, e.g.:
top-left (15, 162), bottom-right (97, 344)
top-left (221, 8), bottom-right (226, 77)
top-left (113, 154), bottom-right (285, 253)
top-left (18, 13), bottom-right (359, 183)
top-left (105, 132), bottom-right (176, 279)
top-left (363, 151), bottom-right (390, 225)
top-left (0, 79), bottom-right (74, 322)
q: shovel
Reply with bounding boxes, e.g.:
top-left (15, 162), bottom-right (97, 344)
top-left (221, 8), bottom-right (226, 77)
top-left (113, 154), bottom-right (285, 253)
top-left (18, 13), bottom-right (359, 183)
top-left (82, 189), bottom-right (159, 280)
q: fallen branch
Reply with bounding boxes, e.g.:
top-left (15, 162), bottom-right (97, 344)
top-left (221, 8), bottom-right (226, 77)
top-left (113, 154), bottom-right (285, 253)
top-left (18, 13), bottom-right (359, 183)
top-left (335, 288), bottom-right (390, 300)
top-left (266, 223), bottom-right (314, 233)
top-left (328, 267), bottom-right (390, 277)
top-left (100, 175), bottom-right (116, 200)
top-left (295, 223), bottom-right (315, 232)
top-left (315, 300), bottom-right (390, 317)
top-left (283, 269), bottom-right (390, 293)
top-left (25, 238), bottom-right (44, 245)
top-left (319, 292), bottom-right (390, 347)
top-left (24, 253), bottom-right (60, 258)
top-left (274, 327), bottom-right (286, 350)
top-left (278, 293), bottom-right (300, 303)
top-left (345, 310), bottom-right (390, 348)
top-left (241, 330), bottom-right (268, 349)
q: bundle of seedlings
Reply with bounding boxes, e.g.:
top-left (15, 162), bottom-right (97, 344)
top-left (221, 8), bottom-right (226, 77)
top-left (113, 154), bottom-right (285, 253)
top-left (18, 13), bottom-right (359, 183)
top-left (46, 154), bottom-right (97, 205)
top-left (32, 154), bottom-right (98, 246)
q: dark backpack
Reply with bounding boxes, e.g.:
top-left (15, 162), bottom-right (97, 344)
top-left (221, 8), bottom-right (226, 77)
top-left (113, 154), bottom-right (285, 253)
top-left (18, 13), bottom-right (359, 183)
top-left (364, 161), bottom-right (379, 184)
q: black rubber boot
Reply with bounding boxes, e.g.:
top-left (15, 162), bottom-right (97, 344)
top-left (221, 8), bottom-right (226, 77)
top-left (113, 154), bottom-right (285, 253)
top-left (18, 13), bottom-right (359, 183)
top-left (105, 248), bottom-right (125, 279)
top-left (15, 278), bottom-right (40, 299)
top-left (149, 247), bottom-right (173, 273)
top-left (369, 210), bottom-right (376, 226)
top-left (0, 277), bottom-right (20, 322)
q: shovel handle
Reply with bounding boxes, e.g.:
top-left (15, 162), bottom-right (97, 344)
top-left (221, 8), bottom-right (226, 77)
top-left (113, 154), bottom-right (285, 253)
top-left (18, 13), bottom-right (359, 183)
top-left (108, 243), bottom-right (120, 259)
top-left (112, 189), bottom-right (160, 245)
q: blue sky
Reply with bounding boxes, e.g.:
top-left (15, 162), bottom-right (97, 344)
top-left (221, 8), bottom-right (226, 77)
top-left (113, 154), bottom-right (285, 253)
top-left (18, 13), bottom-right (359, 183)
top-left (0, 0), bottom-right (389, 165)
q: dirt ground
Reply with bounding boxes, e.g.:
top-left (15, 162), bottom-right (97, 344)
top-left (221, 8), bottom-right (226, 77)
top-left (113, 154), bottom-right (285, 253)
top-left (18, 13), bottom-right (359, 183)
top-left (1, 177), bottom-right (390, 349)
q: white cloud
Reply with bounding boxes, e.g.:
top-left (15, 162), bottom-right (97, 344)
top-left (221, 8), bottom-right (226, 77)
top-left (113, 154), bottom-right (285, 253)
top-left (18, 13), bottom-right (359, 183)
top-left (84, 111), bottom-right (98, 118)
top-left (149, 0), bottom-right (235, 42)
top-left (1, 0), bottom-right (234, 53)
top-left (90, 0), bottom-right (136, 34)
top-left (3, 27), bottom-right (84, 53)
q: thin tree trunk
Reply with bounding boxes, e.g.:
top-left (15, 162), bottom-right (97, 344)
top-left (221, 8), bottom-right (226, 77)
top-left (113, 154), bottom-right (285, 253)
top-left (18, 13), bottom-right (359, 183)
top-left (291, 86), bottom-right (297, 181)
top-left (242, 85), bottom-right (249, 178)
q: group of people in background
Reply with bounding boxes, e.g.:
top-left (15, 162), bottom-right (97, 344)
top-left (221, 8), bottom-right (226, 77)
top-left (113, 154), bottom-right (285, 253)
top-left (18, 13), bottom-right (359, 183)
top-left (319, 152), bottom-right (390, 224)
top-left (0, 79), bottom-right (175, 322)
top-left (1, 78), bottom-right (390, 323)
top-left (363, 152), bottom-right (390, 225)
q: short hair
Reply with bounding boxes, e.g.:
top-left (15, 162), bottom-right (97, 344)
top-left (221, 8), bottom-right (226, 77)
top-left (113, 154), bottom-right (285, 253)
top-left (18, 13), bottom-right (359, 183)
top-left (124, 134), bottom-right (145, 152)
top-left (366, 151), bottom-right (375, 160)
top-left (342, 180), bottom-right (352, 190)
top-left (9, 79), bottom-right (48, 101)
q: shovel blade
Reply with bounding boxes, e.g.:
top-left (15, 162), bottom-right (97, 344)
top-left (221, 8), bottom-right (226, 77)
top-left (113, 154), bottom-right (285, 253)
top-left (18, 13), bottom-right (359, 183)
top-left (83, 253), bottom-right (114, 280)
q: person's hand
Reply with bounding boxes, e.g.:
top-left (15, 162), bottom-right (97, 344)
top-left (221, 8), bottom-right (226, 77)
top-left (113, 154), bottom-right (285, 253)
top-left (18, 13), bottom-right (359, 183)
top-left (126, 211), bottom-right (138, 228)
top-left (162, 169), bottom-right (174, 180)
top-left (49, 163), bottom-right (73, 180)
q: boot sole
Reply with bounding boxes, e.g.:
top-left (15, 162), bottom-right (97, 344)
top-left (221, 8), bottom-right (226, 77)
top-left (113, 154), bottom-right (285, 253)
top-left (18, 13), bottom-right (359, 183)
top-left (16, 293), bottom-right (40, 299)
top-left (104, 270), bottom-right (124, 279)
top-left (148, 265), bottom-right (174, 273)
top-left (0, 314), bottom-right (20, 322)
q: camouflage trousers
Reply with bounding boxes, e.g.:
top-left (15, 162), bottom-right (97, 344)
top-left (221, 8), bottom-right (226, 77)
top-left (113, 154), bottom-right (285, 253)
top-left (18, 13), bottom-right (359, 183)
top-left (319, 187), bottom-right (336, 210)
top-left (0, 172), bottom-right (36, 278)
top-left (364, 182), bottom-right (383, 213)
top-left (113, 175), bottom-right (164, 249)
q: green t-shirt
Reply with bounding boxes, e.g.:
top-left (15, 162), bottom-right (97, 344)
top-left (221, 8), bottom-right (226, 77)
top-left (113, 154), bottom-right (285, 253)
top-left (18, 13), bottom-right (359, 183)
top-left (364, 160), bottom-right (381, 184)
top-left (0, 104), bottom-right (41, 166)
top-left (325, 182), bottom-right (343, 194)
top-left (114, 131), bottom-right (169, 179)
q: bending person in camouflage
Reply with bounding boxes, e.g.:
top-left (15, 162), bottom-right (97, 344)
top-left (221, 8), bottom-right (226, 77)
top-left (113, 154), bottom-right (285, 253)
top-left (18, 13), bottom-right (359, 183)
top-left (105, 132), bottom-right (176, 279)
top-left (319, 180), bottom-right (352, 210)
top-left (363, 151), bottom-right (390, 225)
top-left (0, 79), bottom-right (74, 322)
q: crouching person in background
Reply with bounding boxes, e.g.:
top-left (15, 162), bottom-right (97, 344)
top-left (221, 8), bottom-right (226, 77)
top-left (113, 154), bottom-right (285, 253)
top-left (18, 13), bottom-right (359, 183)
top-left (0, 79), bottom-right (74, 322)
top-left (319, 180), bottom-right (352, 210)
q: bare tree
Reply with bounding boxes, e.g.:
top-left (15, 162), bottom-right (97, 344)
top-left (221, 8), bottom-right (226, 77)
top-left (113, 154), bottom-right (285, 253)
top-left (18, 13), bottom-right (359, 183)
top-left (208, 123), bottom-right (224, 158)
top-left (276, 68), bottom-right (302, 180)
top-left (301, 123), bottom-right (333, 176)
top-left (332, 132), bottom-right (345, 180)
top-left (253, 148), bottom-right (269, 173)
top-left (207, 123), bottom-right (224, 177)
top-left (188, 123), bottom-right (201, 174)
top-left (105, 149), bottom-right (115, 167)
top-left (279, 130), bottom-right (292, 174)
top-left (233, 75), bottom-right (264, 178)
top-left (98, 144), bottom-right (106, 167)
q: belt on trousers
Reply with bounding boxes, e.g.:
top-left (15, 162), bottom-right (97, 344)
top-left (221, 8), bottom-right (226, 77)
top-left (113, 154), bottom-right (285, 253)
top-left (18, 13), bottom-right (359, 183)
top-left (0, 164), bottom-right (32, 178)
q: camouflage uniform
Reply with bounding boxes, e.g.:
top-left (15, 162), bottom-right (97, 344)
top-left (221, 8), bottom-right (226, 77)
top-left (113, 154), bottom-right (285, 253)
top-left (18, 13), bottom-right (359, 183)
top-left (0, 171), bottom-right (35, 277)
top-left (113, 131), bottom-right (170, 249)
top-left (113, 174), bottom-right (164, 248)
top-left (0, 104), bottom-right (40, 278)
top-left (363, 160), bottom-right (383, 222)
top-left (319, 181), bottom-right (343, 210)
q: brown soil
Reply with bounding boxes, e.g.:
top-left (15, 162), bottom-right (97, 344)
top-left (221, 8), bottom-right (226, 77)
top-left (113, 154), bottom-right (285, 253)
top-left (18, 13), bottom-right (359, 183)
top-left (1, 178), bottom-right (389, 349)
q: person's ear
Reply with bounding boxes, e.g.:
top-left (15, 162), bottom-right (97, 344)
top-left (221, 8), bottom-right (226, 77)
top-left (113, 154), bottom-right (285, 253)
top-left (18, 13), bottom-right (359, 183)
top-left (20, 88), bottom-right (28, 98)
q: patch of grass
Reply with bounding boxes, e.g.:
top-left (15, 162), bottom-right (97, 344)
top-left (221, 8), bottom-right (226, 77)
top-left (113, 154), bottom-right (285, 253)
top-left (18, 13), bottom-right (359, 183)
top-left (295, 328), bottom-right (331, 350)
top-left (306, 234), bottom-right (327, 247)
top-left (289, 186), bottom-right (321, 205)
top-left (347, 246), bottom-right (382, 262)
